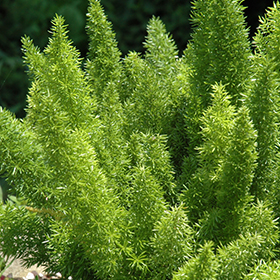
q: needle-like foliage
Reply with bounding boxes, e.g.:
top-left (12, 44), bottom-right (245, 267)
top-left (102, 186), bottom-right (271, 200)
top-left (1, 0), bottom-right (280, 279)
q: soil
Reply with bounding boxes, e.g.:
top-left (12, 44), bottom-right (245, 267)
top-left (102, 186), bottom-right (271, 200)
top-left (1, 257), bottom-right (47, 279)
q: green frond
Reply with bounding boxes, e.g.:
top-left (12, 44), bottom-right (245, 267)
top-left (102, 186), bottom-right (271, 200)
top-left (186, 0), bottom-right (251, 108)
top-left (173, 241), bottom-right (217, 280)
top-left (0, 202), bottom-right (52, 266)
top-left (182, 0), bottom-right (252, 189)
top-left (183, 83), bottom-right (235, 224)
top-left (150, 204), bottom-right (194, 279)
top-left (23, 14), bottom-right (98, 156)
top-left (128, 132), bottom-right (176, 204)
top-left (86, 0), bottom-right (121, 100)
top-left (254, 2), bottom-right (280, 72)
top-left (122, 53), bottom-right (172, 136)
top-left (249, 7), bottom-right (280, 200)
top-left (144, 16), bottom-right (179, 74)
top-left (0, 107), bottom-right (50, 205)
top-left (127, 164), bottom-right (166, 246)
top-left (245, 260), bottom-right (280, 280)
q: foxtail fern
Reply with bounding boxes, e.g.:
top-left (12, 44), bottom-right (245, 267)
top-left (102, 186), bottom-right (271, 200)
top-left (1, 1), bottom-right (280, 279)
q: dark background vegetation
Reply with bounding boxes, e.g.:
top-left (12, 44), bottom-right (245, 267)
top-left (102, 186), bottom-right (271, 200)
top-left (0, 0), bottom-right (275, 118)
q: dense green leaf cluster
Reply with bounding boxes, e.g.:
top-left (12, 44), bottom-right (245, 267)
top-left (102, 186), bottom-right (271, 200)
top-left (1, 0), bottom-right (280, 279)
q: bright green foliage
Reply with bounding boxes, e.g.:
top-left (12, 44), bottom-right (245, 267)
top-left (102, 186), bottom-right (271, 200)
top-left (239, 200), bottom-right (279, 261)
top-left (0, 108), bottom-right (50, 205)
top-left (128, 132), bottom-right (176, 204)
top-left (1, 0), bottom-right (280, 279)
top-left (184, 83), bottom-right (235, 223)
top-left (121, 16), bottom-right (177, 137)
top-left (254, 2), bottom-right (280, 73)
top-left (247, 53), bottom-right (279, 200)
top-left (216, 200), bottom-right (279, 280)
top-left (144, 16), bottom-right (179, 76)
top-left (173, 241), bottom-right (217, 280)
top-left (143, 15), bottom-right (183, 140)
top-left (86, 0), bottom-right (127, 191)
top-left (197, 83), bottom-right (236, 169)
top-left (9, 15), bottom-right (128, 279)
top-left (149, 205), bottom-right (193, 279)
top-left (121, 17), bottom-right (188, 175)
top-left (122, 52), bottom-right (171, 135)
top-left (184, 83), bottom-right (257, 245)
top-left (186, 0), bottom-right (251, 108)
top-left (213, 106), bottom-right (257, 242)
top-left (86, 0), bottom-right (121, 103)
top-left (174, 201), bottom-right (279, 280)
top-left (217, 233), bottom-right (268, 280)
top-left (246, 5), bottom-right (280, 201)
top-left (91, 82), bottom-right (129, 201)
top-left (182, 0), bottom-right (252, 185)
top-left (244, 260), bottom-right (280, 280)
top-left (22, 15), bottom-right (97, 149)
top-left (252, 2), bottom-right (280, 226)
top-left (127, 164), bottom-right (166, 250)
top-left (0, 2), bottom-right (188, 279)
top-left (185, 84), bottom-right (258, 245)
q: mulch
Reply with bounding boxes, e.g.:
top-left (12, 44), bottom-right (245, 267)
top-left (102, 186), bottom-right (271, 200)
top-left (0, 272), bottom-right (61, 280)
top-left (0, 258), bottom-right (63, 280)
